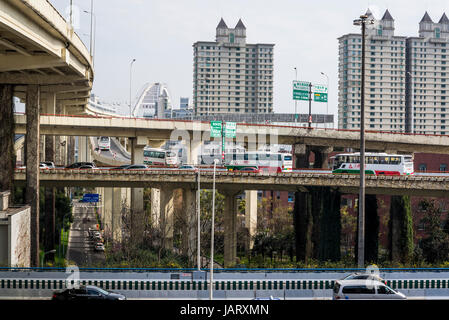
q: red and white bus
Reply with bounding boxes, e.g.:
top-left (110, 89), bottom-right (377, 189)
top-left (225, 151), bottom-right (293, 173)
top-left (331, 152), bottom-right (414, 175)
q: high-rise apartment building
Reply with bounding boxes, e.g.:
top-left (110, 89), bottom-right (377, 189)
top-left (407, 12), bottom-right (449, 134)
top-left (193, 19), bottom-right (274, 115)
top-left (338, 9), bottom-right (407, 131)
top-left (338, 10), bottom-right (449, 134)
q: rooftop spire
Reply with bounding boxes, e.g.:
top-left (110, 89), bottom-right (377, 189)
top-left (235, 18), bottom-right (246, 29)
top-left (439, 13), bottom-right (449, 24)
top-left (217, 18), bottom-right (228, 29)
top-left (420, 11), bottom-right (433, 23)
top-left (381, 9), bottom-right (394, 21)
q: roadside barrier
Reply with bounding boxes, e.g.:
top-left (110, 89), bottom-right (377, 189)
top-left (2, 278), bottom-right (449, 291)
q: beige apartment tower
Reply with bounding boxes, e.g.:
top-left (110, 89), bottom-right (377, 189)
top-left (193, 19), bottom-right (274, 115)
top-left (338, 9), bottom-right (449, 135)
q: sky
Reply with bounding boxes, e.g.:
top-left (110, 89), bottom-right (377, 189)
top-left (49, 0), bottom-right (449, 120)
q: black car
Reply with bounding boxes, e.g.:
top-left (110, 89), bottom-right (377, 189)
top-left (65, 162), bottom-right (97, 169)
top-left (52, 285), bottom-right (126, 301)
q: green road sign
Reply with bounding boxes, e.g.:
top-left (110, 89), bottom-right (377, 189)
top-left (210, 121), bottom-right (222, 138)
top-left (293, 81), bottom-right (310, 101)
top-left (225, 122), bottom-right (236, 138)
top-left (313, 92), bottom-right (328, 102)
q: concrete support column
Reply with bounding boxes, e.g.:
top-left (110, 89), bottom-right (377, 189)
top-left (294, 144), bottom-right (310, 168)
top-left (78, 136), bottom-right (91, 163)
top-left (111, 187), bottom-right (123, 243)
top-left (182, 188), bottom-right (196, 263)
top-left (151, 188), bottom-right (161, 227)
top-left (188, 139), bottom-right (201, 165)
top-left (25, 85), bottom-right (40, 267)
top-left (103, 187), bottom-right (113, 239)
top-left (245, 190), bottom-right (258, 250)
top-left (0, 84), bottom-right (15, 194)
top-left (147, 140), bottom-right (165, 149)
top-left (160, 186), bottom-right (175, 250)
top-left (130, 137), bottom-right (146, 243)
top-left (222, 189), bottom-right (241, 267)
top-left (312, 146), bottom-right (333, 169)
top-left (44, 93), bottom-right (56, 257)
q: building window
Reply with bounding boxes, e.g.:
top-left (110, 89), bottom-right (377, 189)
top-left (440, 164), bottom-right (447, 172)
top-left (435, 28), bottom-right (441, 39)
top-left (377, 25), bottom-right (383, 36)
top-left (419, 163), bottom-right (427, 172)
top-left (229, 33), bottom-right (235, 44)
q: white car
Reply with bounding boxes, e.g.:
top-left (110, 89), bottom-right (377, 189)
top-left (94, 243), bottom-right (105, 251)
top-left (333, 279), bottom-right (406, 300)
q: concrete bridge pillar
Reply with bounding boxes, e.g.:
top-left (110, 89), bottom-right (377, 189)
top-left (245, 190), bottom-right (258, 250)
top-left (151, 188), bottom-right (161, 228)
top-left (294, 144), bottom-right (311, 168)
top-left (103, 187), bottom-right (113, 239)
top-left (188, 139), bottom-right (201, 165)
top-left (54, 103), bottom-right (64, 166)
top-left (181, 187), bottom-right (197, 264)
top-left (222, 189), bottom-right (242, 267)
top-left (130, 137), bottom-right (146, 243)
top-left (312, 146), bottom-right (333, 169)
top-left (43, 92), bottom-right (56, 257)
top-left (111, 187), bottom-right (124, 243)
top-left (0, 85), bottom-right (15, 194)
top-left (25, 84), bottom-right (41, 267)
top-left (159, 186), bottom-right (175, 250)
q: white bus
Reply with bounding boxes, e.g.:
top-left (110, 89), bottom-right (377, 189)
top-left (143, 147), bottom-right (166, 166)
top-left (331, 152), bottom-right (414, 175)
top-left (225, 151), bottom-right (293, 173)
top-left (98, 136), bottom-right (111, 151)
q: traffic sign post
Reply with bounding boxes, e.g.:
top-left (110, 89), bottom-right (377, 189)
top-left (312, 84), bottom-right (328, 103)
top-left (293, 81), bottom-right (310, 101)
top-left (210, 121), bottom-right (222, 138)
top-left (82, 193), bottom-right (99, 203)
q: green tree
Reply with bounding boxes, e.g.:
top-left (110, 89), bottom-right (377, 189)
top-left (389, 195), bottom-right (414, 263)
top-left (419, 199), bottom-right (449, 263)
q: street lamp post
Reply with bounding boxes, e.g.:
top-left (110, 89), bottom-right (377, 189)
top-left (353, 14), bottom-right (374, 268)
top-left (129, 58), bottom-right (136, 117)
top-left (196, 167), bottom-right (201, 271)
top-left (84, 4), bottom-right (96, 66)
top-left (320, 72), bottom-right (329, 128)
top-left (406, 71), bottom-right (414, 134)
top-left (209, 158), bottom-right (219, 300)
top-left (294, 67), bottom-right (298, 124)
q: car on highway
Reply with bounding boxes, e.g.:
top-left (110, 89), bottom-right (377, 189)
top-left (332, 280), bottom-right (406, 300)
top-left (178, 164), bottom-right (196, 170)
top-left (94, 243), bottom-right (105, 251)
top-left (109, 164), bottom-right (133, 170)
top-left (65, 162), bottom-right (97, 169)
top-left (39, 163), bottom-right (49, 169)
top-left (123, 164), bottom-right (149, 170)
top-left (40, 161), bottom-right (55, 169)
top-left (52, 285), bottom-right (126, 301)
top-left (341, 273), bottom-right (386, 284)
top-left (234, 166), bottom-right (260, 173)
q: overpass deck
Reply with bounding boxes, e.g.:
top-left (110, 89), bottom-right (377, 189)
top-left (13, 168), bottom-right (449, 197)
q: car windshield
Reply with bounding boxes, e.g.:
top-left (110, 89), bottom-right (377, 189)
top-left (91, 287), bottom-right (109, 295)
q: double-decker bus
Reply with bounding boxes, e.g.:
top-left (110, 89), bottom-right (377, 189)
top-left (225, 151), bottom-right (293, 173)
top-left (143, 147), bottom-right (166, 166)
top-left (331, 152), bottom-right (414, 175)
top-left (98, 136), bottom-right (111, 151)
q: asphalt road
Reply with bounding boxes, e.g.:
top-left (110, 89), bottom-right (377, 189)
top-left (67, 200), bottom-right (105, 267)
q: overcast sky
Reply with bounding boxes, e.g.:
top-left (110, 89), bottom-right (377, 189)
top-left (49, 0), bottom-right (449, 120)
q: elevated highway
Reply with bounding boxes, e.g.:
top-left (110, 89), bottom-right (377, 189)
top-left (13, 114), bottom-right (449, 154)
top-left (13, 169), bottom-right (449, 197)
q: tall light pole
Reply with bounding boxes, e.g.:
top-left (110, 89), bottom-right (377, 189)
top-left (294, 67), bottom-right (298, 123)
top-left (320, 72), bottom-right (329, 128)
top-left (129, 58), bottom-right (136, 117)
top-left (196, 167), bottom-right (201, 271)
top-left (209, 158), bottom-right (219, 300)
top-left (406, 71), bottom-right (414, 133)
top-left (84, 3), bottom-right (96, 66)
top-left (353, 14), bottom-right (374, 268)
